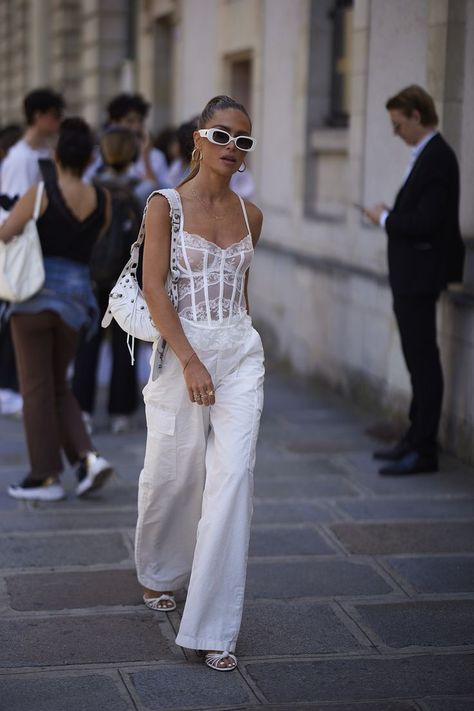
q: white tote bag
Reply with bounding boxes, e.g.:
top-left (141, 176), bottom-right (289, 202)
top-left (0, 182), bottom-right (45, 303)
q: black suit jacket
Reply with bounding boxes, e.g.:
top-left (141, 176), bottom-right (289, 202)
top-left (385, 133), bottom-right (465, 296)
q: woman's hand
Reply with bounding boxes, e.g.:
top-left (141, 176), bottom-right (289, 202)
top-left (183, 354), bottom-right (215, 406)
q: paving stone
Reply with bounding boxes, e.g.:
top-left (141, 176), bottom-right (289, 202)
top-left (253, 501), bottom-right (337, 524)
top-left (281, 409), bottom-right (355, 426)
top-left (128, 664), bottom-right (256, 709)
top-left (329, 522), bottom-right (474, 554)
top-left (0, 613), bottom-right (177, 666)
top-left (344, 453), bottom-right (474, 496)
top-left (0, 532), bottom-right (131, 568)
top-left (249, 526), bottom-right (337, 557)
top-left (255, 449), bottom-right (351, 474)
top-left (27, 485), bottom-right (138, 510)
top-left (0, 673), bottom-right (133, 711)
top-left (0, 488), bottom-right (26, 511)
top-left (246, 559), bottom-right (393, 599)
top-left (337, 497), bottom-right (474, 521)
top-left (6, 569), bottom-right (141, 611)
top-left (0, 509), bottom-right (137, 532)
top-left (423, 697), bottom-right (474, 711)
top-left (244, 654), bottom-right (474, 703)
top-left (240, 705), bottom-right (418, 711)
top-left (385, 556), bottom-right (474, 593)
top-left (285, 429), bottom-right (370, 454)
top-left (255, 475), bottom-right (360, 499)
top-left (353, 600), bottom-right (474, 648)
top-left (238, 601), bottom-right (364, 655)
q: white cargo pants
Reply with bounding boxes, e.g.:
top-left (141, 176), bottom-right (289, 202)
top-left (135, 317), bottom-right (264, 652)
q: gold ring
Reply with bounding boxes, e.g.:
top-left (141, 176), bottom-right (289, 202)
top-left (207, 391), bottom-right (214, 397)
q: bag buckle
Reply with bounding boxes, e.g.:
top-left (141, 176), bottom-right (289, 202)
top-left (172, 210), bottom-right (181, 233)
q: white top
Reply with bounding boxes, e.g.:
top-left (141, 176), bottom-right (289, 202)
top-left (0, 139), bottom-right (50, 222)
top-left (175, 193), bottom-right (254, 325)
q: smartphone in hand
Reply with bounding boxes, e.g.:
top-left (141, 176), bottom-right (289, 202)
top-left (352, 202), bottom-right (367, 212)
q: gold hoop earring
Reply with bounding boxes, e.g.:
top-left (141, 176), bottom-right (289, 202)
top-left (191, 147), bottom-right (202, 162)
top-left (238, 161), bottom-right (247, 173)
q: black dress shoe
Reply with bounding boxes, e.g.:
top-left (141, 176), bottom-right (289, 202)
top-left (379, 451), bottom-right (438, 476)
top-left (373, 439), bottom-right (412, 461)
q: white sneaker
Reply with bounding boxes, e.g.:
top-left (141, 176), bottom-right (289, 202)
top-left (76, 451), bottom-right (114, 497)
top-left (7, 476), bottom-right (65, 501)
top-left (110, 415), bottom-right (132, 435)
top-left (0, 388), bottom-right (23, 417)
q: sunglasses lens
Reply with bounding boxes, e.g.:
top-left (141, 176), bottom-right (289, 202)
top-left (211, 130), bottom-right (230, 145)
top-left (235, 136), bottom-right (254, 151)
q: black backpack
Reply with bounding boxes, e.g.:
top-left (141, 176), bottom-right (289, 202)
top-left (89, 177), bottom-right (141, 287)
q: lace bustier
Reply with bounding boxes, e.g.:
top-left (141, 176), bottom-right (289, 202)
top-left (175, 194), bottom-right (254, 325)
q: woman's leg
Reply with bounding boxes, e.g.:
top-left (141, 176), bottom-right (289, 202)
top-left (72, 323), bottom-right (103, 416)
top-left (11, 312), bottom-right (65, 480)
top-left (176, 329), bottom-right (264, 654)
top-left (135, 347), bottom-right (209, 594)
top-left (51, 314), bottom-right (93, 464)
top-left (109, 317), bottom-right (138, 416)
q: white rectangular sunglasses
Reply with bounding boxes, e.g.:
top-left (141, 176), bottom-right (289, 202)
top-left (198, 128), bottom-right (257, 152)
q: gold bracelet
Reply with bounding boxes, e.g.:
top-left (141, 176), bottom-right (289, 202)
top-left (183, 351), bottom-right (197, 372)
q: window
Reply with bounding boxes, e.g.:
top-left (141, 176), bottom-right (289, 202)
top-left (328, 0), bottom-right (353, 127)
top-left (304, 0), bottom-right (353, 220)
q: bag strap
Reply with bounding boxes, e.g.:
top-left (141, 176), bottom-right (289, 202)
top-left (130, 188), bottom-right (182, 251)
top-left (33, 182), bottom-right (45, 221)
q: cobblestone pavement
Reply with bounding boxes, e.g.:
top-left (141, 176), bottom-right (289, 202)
top-left (0, 369), bottom-right (473, 711)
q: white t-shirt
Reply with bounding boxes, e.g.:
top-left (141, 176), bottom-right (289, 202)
top-left (0, 139), bottom-right (50, 222)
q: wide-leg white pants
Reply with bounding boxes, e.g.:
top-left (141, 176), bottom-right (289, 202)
top-left (135, 317), bottom-right (264, 652)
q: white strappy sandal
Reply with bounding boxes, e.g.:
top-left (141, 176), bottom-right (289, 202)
top-left (204, 650), bottom-right (238, 671)
top-left (143, 593), bottom-right (176, 612)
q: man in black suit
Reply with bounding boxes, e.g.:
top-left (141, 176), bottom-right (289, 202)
top-left (366, 85), bottom-right (464, 475)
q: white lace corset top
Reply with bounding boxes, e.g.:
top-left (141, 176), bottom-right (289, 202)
top-left (175, 193), bottom-right (254, 324)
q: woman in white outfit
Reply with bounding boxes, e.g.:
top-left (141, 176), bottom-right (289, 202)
top-left (135, 96), bottom-right (264, 671)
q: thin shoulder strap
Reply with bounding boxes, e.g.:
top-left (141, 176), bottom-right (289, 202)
top-left (237, 194), bottom-right (251, 236)
top-left (33, 182), bottom-right (45, 220)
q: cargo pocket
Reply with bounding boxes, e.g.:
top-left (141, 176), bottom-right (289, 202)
top-left (142, 405), bottom-right (177, 482)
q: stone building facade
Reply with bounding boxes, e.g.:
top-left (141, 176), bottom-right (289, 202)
top-left (1, 0), bottom-right (473, 459)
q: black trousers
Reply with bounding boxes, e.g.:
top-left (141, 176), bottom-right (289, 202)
top-left (393, 293), bottom-right (443, 456)
top-left (0, 313), bottom-right (19, 391)
top-left (72, 286), bottom-right (138, 416)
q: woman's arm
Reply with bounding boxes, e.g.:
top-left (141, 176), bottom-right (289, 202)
top-left (0, 184), bottom-right (40, 243)
top-left (142, 195), bottom-right (215, 405)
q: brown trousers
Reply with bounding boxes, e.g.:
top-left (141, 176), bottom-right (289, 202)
top-left (10, 311), bottom-right (92, 481)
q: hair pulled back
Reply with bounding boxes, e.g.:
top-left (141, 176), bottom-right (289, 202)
top-left (56, 117), bottom-right (95, 176)
top-left (178, 95), bottom-right (251, 187)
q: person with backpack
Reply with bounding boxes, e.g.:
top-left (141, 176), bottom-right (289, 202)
top-left (73, 127), bottom-right (156, 434)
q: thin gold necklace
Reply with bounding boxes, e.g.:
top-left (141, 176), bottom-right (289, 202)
top-left (191, 188), bottom-right (226, 220)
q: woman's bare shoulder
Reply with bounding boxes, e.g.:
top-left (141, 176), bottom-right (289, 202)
top-left (146, 192), bottom-right (172, 217)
